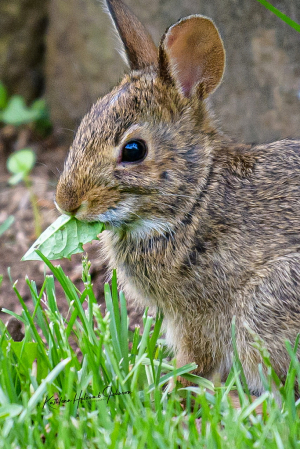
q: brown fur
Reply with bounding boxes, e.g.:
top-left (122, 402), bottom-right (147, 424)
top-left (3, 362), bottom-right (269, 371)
top-left (56, 0), bottom-right (300, 395)
top-left (104, 0), bottom-right (157, 69)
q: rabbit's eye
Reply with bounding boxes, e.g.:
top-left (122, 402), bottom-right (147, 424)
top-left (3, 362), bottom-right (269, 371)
top-left (121, 139), bottom-right (147, 163)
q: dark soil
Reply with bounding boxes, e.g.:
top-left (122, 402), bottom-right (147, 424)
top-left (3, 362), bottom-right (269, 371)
top-left (0, 126), bottom-right (142, 335)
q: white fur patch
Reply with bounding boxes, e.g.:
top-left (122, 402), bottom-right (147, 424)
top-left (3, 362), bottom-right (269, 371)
top-left (125, 217), bottom-right (173, 240)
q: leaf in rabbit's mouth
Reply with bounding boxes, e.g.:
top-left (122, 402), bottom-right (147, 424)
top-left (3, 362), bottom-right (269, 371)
top-left (22, 215), bottom-right (104, 261)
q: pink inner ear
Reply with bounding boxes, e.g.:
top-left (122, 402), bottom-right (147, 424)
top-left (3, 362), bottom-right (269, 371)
top-left (163, 16), bottom-right (225, 98)
top-left (165, 26), bottom-right (207, 97)
top-left (182, 80), bottom-right (193, 96)
top-left (180, 66), bottom-right (204, 97)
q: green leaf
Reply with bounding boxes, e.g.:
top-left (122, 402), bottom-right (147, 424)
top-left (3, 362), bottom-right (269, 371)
top-left (1, 340), bottom-right (48, 382)
top-left (8, 172), bottom-right (25, 186)
top-left (0, 82), bottom-right (8, 110)
top-left (7, 149), bottom-right (36, 184)
top-left (31, 98), bottom-right (48, 117)
top-left (0, 216), bottom-right (14, 237)
top-left (3, 341), bottom-right (38, 375)
top-left (10, 341), bottom-right (37, 363)
top-left (31, 99), bottom-right (52, 135)
top-left (1, 96), bottom-right (43, 126)
top-left (22, 215), bottom-right (104, 261)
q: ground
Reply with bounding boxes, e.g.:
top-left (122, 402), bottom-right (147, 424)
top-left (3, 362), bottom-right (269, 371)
top-left (0, 126), bottom-right (142, 333)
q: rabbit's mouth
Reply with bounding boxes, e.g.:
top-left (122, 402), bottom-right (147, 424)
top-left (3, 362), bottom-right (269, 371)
top-left (71, 201), bottom-right (172, 238)
top-left (56, 192), bottom-right (173, 238)
top-left (60, 196), bottom-right (136, 228)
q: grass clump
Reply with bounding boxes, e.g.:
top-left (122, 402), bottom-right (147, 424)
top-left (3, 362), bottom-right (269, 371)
top-left (0, 253), bottom-right (299, 448)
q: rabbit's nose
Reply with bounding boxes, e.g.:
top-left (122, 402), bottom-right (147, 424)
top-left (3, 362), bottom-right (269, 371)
top-left (55, 178), bottom-right (84, 215)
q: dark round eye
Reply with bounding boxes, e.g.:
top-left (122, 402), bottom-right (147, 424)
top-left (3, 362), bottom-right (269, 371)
top-left (121, 139), bottom-right (147, 163)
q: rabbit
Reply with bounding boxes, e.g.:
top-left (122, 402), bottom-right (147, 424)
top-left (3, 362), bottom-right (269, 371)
top-left (55, 0), bottom-right (300, 396)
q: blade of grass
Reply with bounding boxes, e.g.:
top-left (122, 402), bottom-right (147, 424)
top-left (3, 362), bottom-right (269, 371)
top-left (18, 357), bottom-right (71, 422)
top-left (111, 270), bottom-right (121, 335)
top-left (119, 291), bottom-right (129, 375)
top-left (45, 275), bottom-right (57, 313)
top-left (231, 316), bottom-right (252, 401)
top-left (12, 283), bottom-right (51, 370)
top-left (104, 283), bottom-right (122, 362)
top-left (0, 309), bottom-right (26, 326)
top-left (36, 251), bottom-right (97, 345)
top-left (255, 0), bottom-right (300, 33)
top-left (26, 278), bottom-right (48, 340)
top-left (239, 391), bottom-right (269, 420)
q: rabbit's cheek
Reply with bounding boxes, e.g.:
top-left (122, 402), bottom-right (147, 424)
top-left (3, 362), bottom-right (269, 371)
top-left (82, 190), bottom-right (121, 216)
top-left (74, 193), bottom-right (141, 226)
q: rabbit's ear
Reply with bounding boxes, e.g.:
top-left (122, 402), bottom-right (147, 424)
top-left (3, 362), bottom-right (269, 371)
top-left (105, 0), bottom-right (158, 70)
top-left (159, 16), bottom-right (225, 99)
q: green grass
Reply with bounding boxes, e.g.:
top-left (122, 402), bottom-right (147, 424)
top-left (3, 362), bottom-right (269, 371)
top-left (0, 253), bottom-right (300, 448)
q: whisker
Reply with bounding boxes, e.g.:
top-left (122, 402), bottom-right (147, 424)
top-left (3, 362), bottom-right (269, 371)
top-left (35, 162), bottom-right (61, 179)
top-left (56, 128), bottom-right (76, 134)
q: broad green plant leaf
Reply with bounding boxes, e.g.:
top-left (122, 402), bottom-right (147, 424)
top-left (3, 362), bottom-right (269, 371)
top-left (0, 96), bottom-right (43, 126)
top-left (31, 99), bottom-right (52, 135)
top-left (22, 215), bottom-right (104, 261)
top-left (7, 148), bottom-right (36, 185)
top-left (0, 341), bottom-right (48, 381)
top-left (31, 98), bottom-right (48, 118)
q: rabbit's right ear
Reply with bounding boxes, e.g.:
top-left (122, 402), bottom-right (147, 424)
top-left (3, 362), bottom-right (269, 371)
top-left (159, 16), bottom-right (225, 99)
top-left (105, 0), bottom-right (157, 70)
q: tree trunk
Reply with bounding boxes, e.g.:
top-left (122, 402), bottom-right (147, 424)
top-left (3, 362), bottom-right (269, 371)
top-left (0, 0), bottom-right (48, 102)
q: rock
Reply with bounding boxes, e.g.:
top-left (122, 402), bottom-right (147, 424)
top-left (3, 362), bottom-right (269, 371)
top-left (45, 0), bottom-right (300, 144)
top-left (0, 0), bottom-right (48, 102)
top-left (6, 317), bottom-right (24, 341)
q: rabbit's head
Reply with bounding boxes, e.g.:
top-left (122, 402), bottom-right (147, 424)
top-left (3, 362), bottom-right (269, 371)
top-left (56, 0), bottom-right (225, 235)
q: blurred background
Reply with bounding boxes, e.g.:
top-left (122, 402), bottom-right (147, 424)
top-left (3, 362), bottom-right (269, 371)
top-left (0, 0), bottom-right (299, 323)
top-left (1, 0), bottom-right (300, 144)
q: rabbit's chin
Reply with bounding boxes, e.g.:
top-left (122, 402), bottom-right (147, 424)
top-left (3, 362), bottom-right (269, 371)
top-left (102, 216), bottom-right (173, 240)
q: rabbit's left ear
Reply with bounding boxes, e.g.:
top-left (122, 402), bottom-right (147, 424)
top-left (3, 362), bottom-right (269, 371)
top-left (159, 16), bottom-right (225, 99)
top-left (105, 0), bottom-right (157, 70)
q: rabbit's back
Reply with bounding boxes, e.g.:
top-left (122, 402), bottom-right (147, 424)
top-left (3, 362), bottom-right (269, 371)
top-left (221, 139), bottom-right (300, 259)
